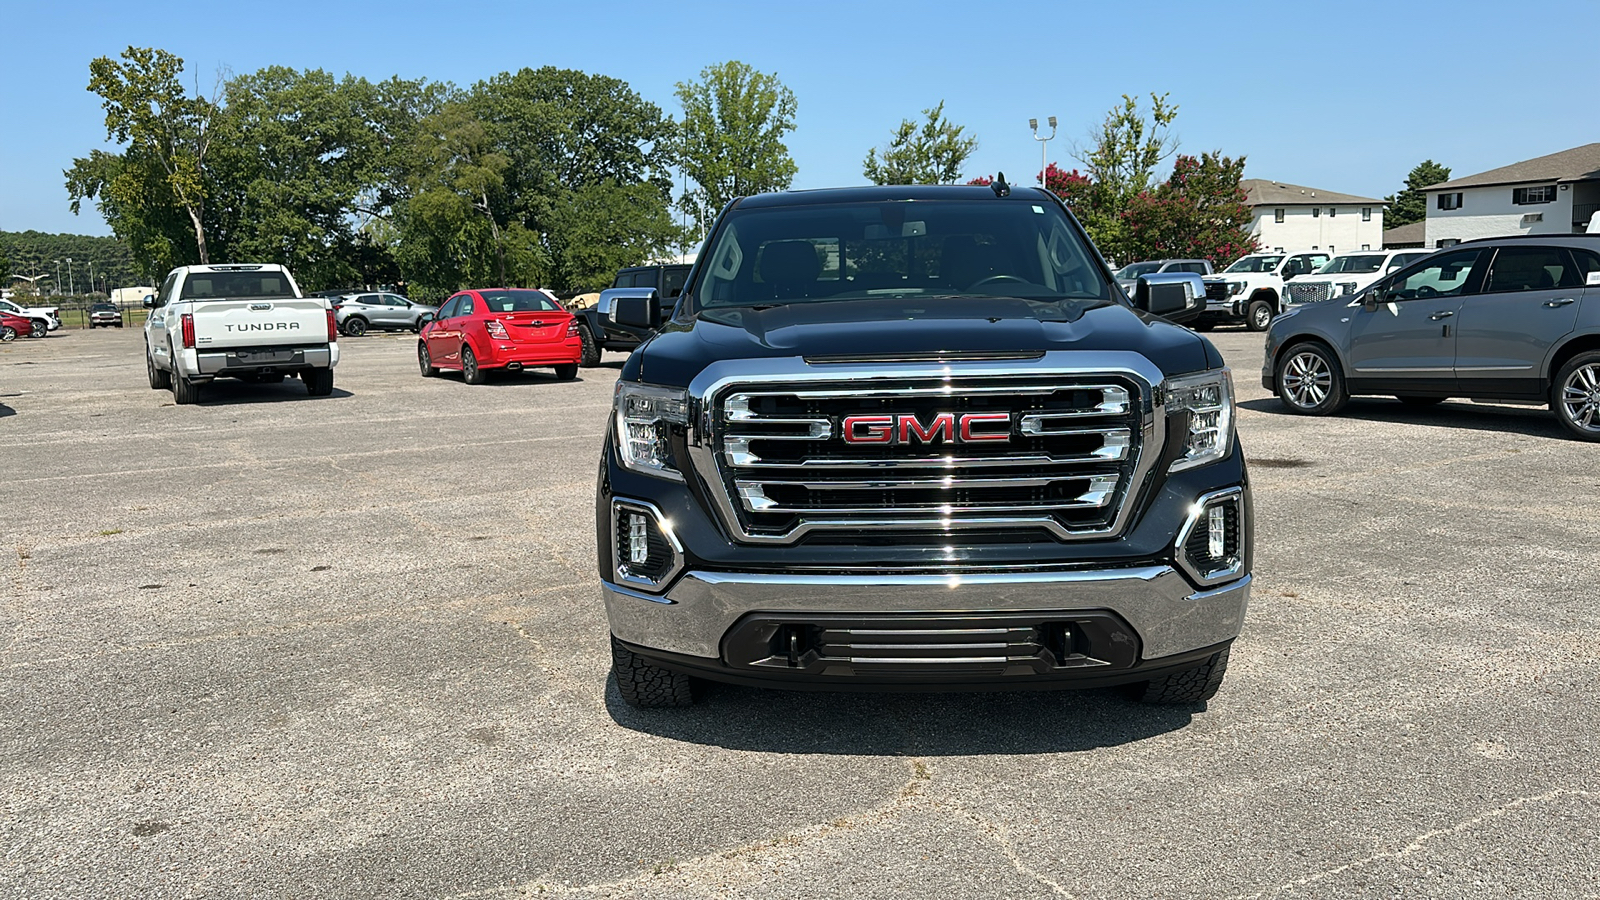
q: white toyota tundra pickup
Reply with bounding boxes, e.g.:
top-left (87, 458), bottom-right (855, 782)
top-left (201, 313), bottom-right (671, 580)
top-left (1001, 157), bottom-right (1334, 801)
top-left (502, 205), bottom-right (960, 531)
top-left (143, 264), bottom-right (339, 404)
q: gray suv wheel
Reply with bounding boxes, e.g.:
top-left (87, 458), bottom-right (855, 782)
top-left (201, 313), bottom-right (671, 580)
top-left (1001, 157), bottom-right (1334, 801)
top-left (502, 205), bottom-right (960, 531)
top-left (1554, 350), bottom-right (1600, 442)
top-left (1275, 343), bottom-right (1348, 415)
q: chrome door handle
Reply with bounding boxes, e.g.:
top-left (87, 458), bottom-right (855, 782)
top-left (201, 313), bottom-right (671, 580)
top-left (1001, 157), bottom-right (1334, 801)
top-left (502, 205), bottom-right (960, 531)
top-left (1429, 311), bottom-right (1454, 320)
top-left (1544, 298), bottom-right (1576, 308)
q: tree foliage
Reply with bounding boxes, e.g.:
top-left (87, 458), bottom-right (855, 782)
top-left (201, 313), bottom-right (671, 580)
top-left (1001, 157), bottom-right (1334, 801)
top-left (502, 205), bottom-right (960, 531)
top-left (76, 47), bottom-right (221, 264)
top-left (675, 61), bottom-right (799, 239)
top-left (1121, 153), bottom-right (1257, 266)
top-left (0, 230), bottom-right (139, 294)
top-left (862, 101), bottom-right (977, 185)
top-left (1067, 93), bottom-right (1180, 260)
top-left (1384, 160), bottom-right (1452, 229)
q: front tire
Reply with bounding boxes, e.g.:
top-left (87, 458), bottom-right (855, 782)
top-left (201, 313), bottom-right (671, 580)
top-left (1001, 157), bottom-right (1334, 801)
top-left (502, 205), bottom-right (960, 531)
top-left (462, 345), bottom-right (486, 384)
top-left (304, 367), bottom-right (335, 396)
top-left (1246, 300), bottom-right (1274, 332)
top-left (553, 363), bottom-right (578, 381)
top-left (612, 638), bottom-right (696, 708)
top-left (146, 345), bottom-right (171, 389)
top-left (342, 317), bottom-right (368, 337)
top-left (418, 342), bottom-right (438, 377)
top-left (1553, 350), bottom-right (1600, 442)
top-left (1275, 343), bottom-right (1348, 415)
top-left (0, 326), bottom-right (16, 343)
top-left (578, 323), bottom-right (601, 367)
top-left (1134, 647), bottom-right (1230, 705)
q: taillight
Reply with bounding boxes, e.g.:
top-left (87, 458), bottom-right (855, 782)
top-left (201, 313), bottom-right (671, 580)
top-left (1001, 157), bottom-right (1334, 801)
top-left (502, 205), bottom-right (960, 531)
top-left (486, 319), bottom-right (509, 340)
top-left (180, 313), bottom-right (195, 349)
top-left (566, 320), bottom-right (579, 337)
top-left (326, 309), bottom-right (338, 342)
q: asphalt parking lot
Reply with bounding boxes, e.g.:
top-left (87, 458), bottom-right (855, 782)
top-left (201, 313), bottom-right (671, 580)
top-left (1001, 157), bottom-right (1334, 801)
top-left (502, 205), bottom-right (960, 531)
top-left (2, 325), bottom-right (1597, 899)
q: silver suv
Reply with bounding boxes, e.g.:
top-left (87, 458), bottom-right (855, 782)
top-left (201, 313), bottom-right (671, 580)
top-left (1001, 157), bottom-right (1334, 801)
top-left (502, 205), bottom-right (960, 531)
top-left (335, 292), bottom-right (437, 336)
top-left (1263, 235), bottom-right (1600, 440)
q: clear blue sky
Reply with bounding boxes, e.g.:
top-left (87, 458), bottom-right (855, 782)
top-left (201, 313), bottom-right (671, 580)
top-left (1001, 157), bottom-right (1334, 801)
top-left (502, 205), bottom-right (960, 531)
top-left (1, 0), bottom-right (1592, 237)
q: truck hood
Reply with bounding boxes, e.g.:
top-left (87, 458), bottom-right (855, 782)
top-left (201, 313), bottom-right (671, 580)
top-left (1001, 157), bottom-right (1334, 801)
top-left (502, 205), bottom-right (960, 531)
top-left (631, 297), bottom-right (1217, 388)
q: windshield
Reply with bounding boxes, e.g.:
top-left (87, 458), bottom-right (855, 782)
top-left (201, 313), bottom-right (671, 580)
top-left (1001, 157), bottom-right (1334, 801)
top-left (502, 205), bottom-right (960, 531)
top-left (181, 271), bottom-right (296, 300)
top-left (1115, 262), bottom-right (1162, 279)
top-left (92, 303), bottom-right (117, 311)
top-left (1319, 255), bottom-right (1386, 274)
top-left (1225, 255), bottom-right (1284, 273)
top-left (479, 290), bottom-right (561, 313)
top-left (692, 199), bottom-right (1113, 312)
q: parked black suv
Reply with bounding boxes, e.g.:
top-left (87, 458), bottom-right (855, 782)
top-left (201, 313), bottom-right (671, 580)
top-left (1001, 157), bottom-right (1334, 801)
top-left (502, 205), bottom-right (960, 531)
top-left (573, 264), bottom-right (692, 366)
top-left (595, 184), bottom-right (1251, 708)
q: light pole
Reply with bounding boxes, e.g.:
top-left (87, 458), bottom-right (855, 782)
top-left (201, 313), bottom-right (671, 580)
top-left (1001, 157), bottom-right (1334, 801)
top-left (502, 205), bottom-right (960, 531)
top-left (54, 260), bottom-right (62, 298)
top-left (1030, 116), bottom-right (1058, 190)
top-left (66, 258), bottom-right (74, 296)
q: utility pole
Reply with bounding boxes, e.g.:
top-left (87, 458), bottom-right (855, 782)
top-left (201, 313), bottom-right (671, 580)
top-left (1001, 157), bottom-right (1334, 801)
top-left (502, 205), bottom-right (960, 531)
top-left (54, 260), bottom-right (62, 298)
top-left (66, 257), bottom-right (74, 296)
top-left (1030, 117), bottom-right (1058, 190)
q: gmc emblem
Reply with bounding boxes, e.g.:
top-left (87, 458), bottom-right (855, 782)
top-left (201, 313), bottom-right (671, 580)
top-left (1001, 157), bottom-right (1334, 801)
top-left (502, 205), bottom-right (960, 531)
top-left (841, 412), bottom-right (1011, 444)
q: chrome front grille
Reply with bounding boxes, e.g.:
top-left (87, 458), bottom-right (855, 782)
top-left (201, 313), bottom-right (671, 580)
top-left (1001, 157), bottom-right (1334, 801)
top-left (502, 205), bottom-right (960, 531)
top-left (697, 374), bottom-right (1153, 544)
top-left (1287, 282), bottom-right (1333, 304)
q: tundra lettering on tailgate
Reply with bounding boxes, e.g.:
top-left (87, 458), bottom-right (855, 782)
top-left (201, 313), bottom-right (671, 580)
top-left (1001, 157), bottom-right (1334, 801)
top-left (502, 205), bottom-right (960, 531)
top-left (224, 322), bottom-right (301, 332)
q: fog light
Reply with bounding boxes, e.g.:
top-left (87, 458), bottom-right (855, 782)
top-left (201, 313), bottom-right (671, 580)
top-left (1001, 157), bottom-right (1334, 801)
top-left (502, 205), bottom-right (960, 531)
top-left (629, 514), bottom-right (649, 565)
top-left (1208, 506), bottom-right (1226, 559)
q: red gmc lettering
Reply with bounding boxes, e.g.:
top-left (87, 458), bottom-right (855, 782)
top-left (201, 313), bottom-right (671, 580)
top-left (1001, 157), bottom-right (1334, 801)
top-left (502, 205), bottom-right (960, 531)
top-left (842, 415), bottom-right (894, 443)
top-left (959, 413), bottom-right (1012, 441)
top-left (899, 412), bottom-right (954, 444)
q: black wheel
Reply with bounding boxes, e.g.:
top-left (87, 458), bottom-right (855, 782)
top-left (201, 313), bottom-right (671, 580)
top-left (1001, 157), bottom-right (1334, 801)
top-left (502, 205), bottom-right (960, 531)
top-left (171, 370), bottom-right (201, 405)
top-left (1246, 300), bottom-right (1274, 332)
top-left (553, 363), bottom-right (578, 381)
top-left (418, 342), bottom-right (438, 377)
top-left (612, 637), bottom-right (695, 708)
top-left (1396, 396), bottom-right (1445, 407)
top-left (1133, 647), bottom-right (1230, 705)
top-left (0, 326), bottom-right (16, 343)
top-left (342, 317), bottom-right (368, 337)
top-left (462, 345), bottom-right (486, 384)
top-left (115, 322), bottom-right (124, 328)
top-left (578, 323), bottom-right (601, 367)
top-left (146, 345), bottom-right (171, 389)
top-left (1275, 343), bottom-right (1348, 415)
top-left (29, 319), bottom-right (48, 338)
top-left (1553, 350), bottom-right (1600, 442)
top-left (303, 367), bottom-right (334, 396)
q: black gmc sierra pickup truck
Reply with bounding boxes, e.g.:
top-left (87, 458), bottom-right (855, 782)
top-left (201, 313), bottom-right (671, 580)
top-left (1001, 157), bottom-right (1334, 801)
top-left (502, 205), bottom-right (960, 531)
top-left (596, 183), bottom-right (1250, 708)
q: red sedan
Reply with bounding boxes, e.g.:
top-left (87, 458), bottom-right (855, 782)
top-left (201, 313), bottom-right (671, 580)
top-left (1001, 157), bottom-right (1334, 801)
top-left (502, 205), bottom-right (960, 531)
top-left (417, 289), bottom-right (581, 383)
top-left (0, 313), bottom-right (32, 342)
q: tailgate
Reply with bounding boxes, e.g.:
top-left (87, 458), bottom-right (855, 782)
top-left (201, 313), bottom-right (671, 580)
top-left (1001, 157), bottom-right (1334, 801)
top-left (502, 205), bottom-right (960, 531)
top-left (191, 299), bottom-right (328, 349)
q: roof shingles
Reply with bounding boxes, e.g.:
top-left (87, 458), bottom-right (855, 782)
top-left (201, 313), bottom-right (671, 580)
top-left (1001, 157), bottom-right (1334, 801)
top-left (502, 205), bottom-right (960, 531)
top-left (1425, 143), bottom-right (1600, 191)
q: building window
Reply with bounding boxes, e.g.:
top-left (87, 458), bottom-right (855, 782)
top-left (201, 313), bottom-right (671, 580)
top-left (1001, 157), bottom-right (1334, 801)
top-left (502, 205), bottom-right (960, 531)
top-left (1435, 238), bottom-right (1460, 248)
top-left (1312, 207), bottom-right (1320, 218)
top-left (1362, 207), bottom-right (1372, 222)
top-left (1438, 193), bottom-right (1463, 210)
top-left (1513, 185), bottom-right (1556, 205)
top-left (1361, 244), bottom-right (1371, 250)
top-left (1274, 208), bottom-right (1284, 224)
top-left (1328, 245), bottom-right (1335, 254)
top-left (1329, 208), bottom-right (1336, 217)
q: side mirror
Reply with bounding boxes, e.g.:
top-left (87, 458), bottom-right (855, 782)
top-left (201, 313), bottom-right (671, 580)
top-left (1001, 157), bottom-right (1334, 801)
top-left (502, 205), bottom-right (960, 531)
top-left (142, 296), bottom-right (155, 309)
top-left (1133, 273), bottom-right (1203, 324)
top-left (1361, 293), bottom-right (1382, 311)
top-left (611, 287), bottom-right (663, 329)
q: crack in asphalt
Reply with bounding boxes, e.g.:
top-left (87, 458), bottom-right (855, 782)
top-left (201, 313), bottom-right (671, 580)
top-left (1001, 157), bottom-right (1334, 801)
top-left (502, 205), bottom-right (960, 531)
top-left (1230, 787), bottom-right (1600, 899)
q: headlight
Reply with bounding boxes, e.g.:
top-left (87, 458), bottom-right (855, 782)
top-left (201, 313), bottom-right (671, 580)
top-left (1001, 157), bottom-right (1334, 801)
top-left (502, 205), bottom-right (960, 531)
top-left (1227, 281), bottom-right (1245, 296)
top-left (1165, 368), bottom-right (1235, 472)
top-left (614, 382), bottom-right (690, 480)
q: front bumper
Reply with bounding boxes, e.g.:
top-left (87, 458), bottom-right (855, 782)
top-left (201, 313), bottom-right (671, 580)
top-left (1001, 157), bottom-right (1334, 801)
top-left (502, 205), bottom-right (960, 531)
top-left (604, 566), bottom-right (1249, 663)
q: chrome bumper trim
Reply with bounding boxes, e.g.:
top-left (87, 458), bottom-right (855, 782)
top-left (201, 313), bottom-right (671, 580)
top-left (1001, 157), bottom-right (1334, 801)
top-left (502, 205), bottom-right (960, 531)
top-left (602, 567), bottom-right (1249, 663)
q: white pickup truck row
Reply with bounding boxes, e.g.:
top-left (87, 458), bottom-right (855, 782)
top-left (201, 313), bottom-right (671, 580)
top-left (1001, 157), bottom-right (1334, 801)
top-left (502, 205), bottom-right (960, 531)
top-left (143, 264), bottom-right (339, 404)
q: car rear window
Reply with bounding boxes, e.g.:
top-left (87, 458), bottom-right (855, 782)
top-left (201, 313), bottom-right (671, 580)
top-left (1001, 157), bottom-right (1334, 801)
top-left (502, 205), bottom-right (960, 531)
top-left (182, 272), bottom-right (295, 300)
top-left (479, 290), bottom-right (560, 312)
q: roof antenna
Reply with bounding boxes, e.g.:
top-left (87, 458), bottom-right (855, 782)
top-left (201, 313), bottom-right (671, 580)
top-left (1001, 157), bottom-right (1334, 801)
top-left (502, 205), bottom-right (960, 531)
top-left (991, 172), bottom-right (1010, 197)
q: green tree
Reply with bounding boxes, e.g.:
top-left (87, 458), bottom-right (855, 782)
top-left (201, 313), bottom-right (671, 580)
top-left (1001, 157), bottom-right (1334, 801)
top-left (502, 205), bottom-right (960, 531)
top-left (674, 61), bottom-right (799, 238)
top-left (1122, 152), bottom-right (1258, 267)
top-left (1384, 160), bottom-right (1452, 229)
top-left (76, 47), bottom-right (222, 263)
top-left (1065, 93), bottom-right (1180, 261)
top-left (862, 101), bottom-right (977, 185)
